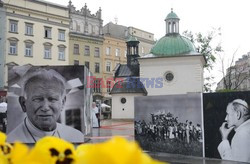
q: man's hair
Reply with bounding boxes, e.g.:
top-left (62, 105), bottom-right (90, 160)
top-left (229, 99), bottom-right (250, 118)
top-left (22, 68), bottom-right (66, 98)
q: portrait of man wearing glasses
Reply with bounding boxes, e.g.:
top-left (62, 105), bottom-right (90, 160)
top-left (218, 99), bottom-right (250, 162)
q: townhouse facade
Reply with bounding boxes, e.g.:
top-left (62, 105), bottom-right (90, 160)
top-left (68, 1), bottom-right (104, 101)
top-left (216, 52), bottom-right (250, 91)
top-left (102, 35), bottom-right (127, 105)
top-left (127, 26), bottom-right (155, 56)
top-left (102, 22), bottom-right (155, 105)
top-left (0, 0), bottom-right (156, 107)
top-left (0, 0), bottom-right (70, 89)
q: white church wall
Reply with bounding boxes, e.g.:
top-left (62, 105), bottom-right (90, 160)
top-left (139, 55), bottom-right (204, 96)
top-left (112, 93), bottom-right (145, 119)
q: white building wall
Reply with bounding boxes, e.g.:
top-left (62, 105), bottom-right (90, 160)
top-left (112, 93), bottom-right (145, 119)
top-left (139, 55), bottom-right (204, 96)
top-left (70, 13), bottom-right (102, 36)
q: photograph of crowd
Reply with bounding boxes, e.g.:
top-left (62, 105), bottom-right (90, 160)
top-left (204, 91), bottom-right (250, 163)
top-left (135, 93), bottom-right (203, 157)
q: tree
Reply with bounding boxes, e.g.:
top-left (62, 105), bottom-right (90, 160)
top-left (183, 28), bottom-right (223, 92)
top-left (218, 50), bottom-right (250, 91)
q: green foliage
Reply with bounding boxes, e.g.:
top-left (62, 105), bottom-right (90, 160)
top-left (183, 28), bottom-right (223, 92)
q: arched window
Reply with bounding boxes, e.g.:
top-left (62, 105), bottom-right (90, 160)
top-left (95, 26), bottom-right (99, 34)
top-left (8, 37), bottom-right (19, 55)
top-left (43, 42), bottom-right (53, 59)
top-left (73, 21), bottom-right (77, 31)
top-left (88, 24), bottom-right (92, 34)
top-left (172, 22), bottom-right (176, 33)
top-left (24, 40), bottom-right (34, 57)
top-left (84, 22), bottom-right (88, 33)
top-left (81, 22), bottom-right (84, 33)
top-left (168, 22), bottom-right (172, 33)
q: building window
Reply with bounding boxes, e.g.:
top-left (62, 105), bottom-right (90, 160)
top-left (9, 42), bottom-right (17, 55)
top-left (25, 43), bottom-right (33, 57)
top-left (92, 25), bottom-right (96, 34)
top-left (44, 27), bottom-right (52, 39)
top-left (84, 22), bottom-right (88, 33)
top-left (85, 61), bottom-right (89, 69)
top-left (84, 45), bottom-right (90, 56)
top-left (95, 63), bottom-right (100, 73)
top-left (65, 109), bottom-right (81, 131)
top-left (74, 60), bottom-right (79, 65)
top-left (125, 30), bottom-right (128, 37)
top-left (168, 22), bottom-right (172, 33)
top-left (124, 50), bottom-right (127, 58)
top-left (58, 46), bottom-right (65, 60)
top-left (9, 20), bottom-right (18, 33)
top-left (58, 30), bottom-right (65, 41)
top-left (94, 79), bottom-right (101, 93)
top-left (115, 48), bottom-right (120, 56)
top-left (89, 24), bottom-right (92, 34)
top-left (94, 47), bottom-right (100, 57)
top-left (74, 44), bottom-right (79, 54)
top-left (107, 81), bottom-right (111, 92)
top-left (165, 72), bottom-right (174, 82)
top-left (106, 47), bottom-right (111, 55)
top-left (44, 43), bottom-right (52, 59)
top-left (25, 23), bottom-right (33, 36)
top-left (106, 61), bottom-right (111, 72)
top-left (121, 97), bottom-right (126, 104)
top-left (172, 22), bottom-right (176, 33)
top-left (76, 24), bottom-right (80, 32)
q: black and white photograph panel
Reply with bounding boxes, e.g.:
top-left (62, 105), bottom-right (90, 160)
top-left (0, 91), bottom-right (7, 133)
top-left (7, 65), bottom-right (90, 143)
top-left (204, 91), bottom-right (250, 163)
top-left (135, 93), bottom-right (203, 157)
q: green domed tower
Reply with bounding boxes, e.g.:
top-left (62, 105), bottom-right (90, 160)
top-left (150, 8), bottom-right (197, 57)
top-left (138, 9), bottom-right (206, 96)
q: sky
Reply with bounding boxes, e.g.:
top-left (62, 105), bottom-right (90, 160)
top-left (47, 0), bottom-right (250, 90)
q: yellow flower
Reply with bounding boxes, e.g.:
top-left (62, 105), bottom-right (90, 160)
top-left (75, 136), bottom-right (166, 164)
top-left (9, 142), bottom-right (30, 164)
top-left (0, 154), bottom-right (8, 164)
top-left (0, 131), bottom-right (12, 163)
top-left (27, 136), bottom-right (76, 164)
top-left (0, 131), bottom-right (6, 145)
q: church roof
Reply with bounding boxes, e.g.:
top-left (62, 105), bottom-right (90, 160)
top-left (114, 64), bottom-right (139, 77)
top-left (165, 9), bottom-right (179, 20)
top-left (147, 9), bottom-right (200, 58)
top-left (150, 33), bottom-right (197, 57)
top-left (110, 78), bottom-right (147, 95)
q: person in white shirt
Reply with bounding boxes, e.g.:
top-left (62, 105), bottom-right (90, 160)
top-left (91, 102), bottom-right (99, 128)
top-left (217, 99), bottom-right (250, 163)
top-left (7, 68), bottom-right (84, 143)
